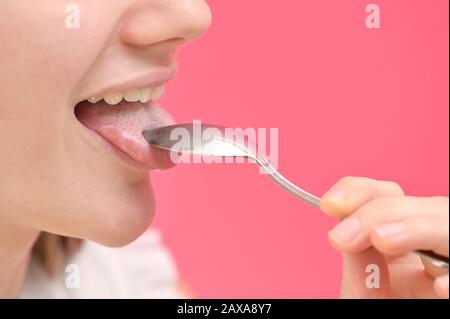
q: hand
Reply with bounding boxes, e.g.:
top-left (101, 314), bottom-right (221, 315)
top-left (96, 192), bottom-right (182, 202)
top-left (320, 177), bottom-right (449, 298)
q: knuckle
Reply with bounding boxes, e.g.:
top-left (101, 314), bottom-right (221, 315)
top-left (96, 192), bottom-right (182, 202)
top-left (371, 231), bottom-right (399, 253)
top-left (337, 176), bottom-right (369, 186)
top-left (336, 176), bottom-right (358, 186)
top-left (337, 176), bottom-right (375, 194)
top-left (382, 180), bottom-right (405, 196)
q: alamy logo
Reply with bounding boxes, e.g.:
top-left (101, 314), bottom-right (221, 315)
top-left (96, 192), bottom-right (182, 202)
top-left (65, 264), bottom-right (81, 289)
top-left (365, 264), bottom-right (380, 289)
top-left (65, 4), bottom-right (80, 29)
top-left (365, 3), bottom-right (381, 29)
top-left (164, 120), bottom-right (279, 173)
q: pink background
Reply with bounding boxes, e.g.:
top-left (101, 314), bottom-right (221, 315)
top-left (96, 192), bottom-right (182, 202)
top-left (151, 0), bottom-right (449, 298)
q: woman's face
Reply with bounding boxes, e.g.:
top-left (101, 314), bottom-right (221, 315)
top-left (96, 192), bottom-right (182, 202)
top-left (0, 1), bottom-right (211, 246)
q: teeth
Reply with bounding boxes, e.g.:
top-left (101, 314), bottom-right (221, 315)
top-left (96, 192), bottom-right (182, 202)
top-left (152, 86), bottom-right (165, 100)
top-left (104, 92), bottom-right (123, 105)
top-left (88, 85), bottom-right (165, 105)
top-left (139, 88), bottom-right (152, 103)
top-left (123, 89), bottom-right (141, 102)
top-left (88, 96), bottom-right (102, 103)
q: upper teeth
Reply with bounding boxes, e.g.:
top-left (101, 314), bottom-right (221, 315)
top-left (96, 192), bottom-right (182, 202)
top-left (87, 85), bottom-right (165, 105)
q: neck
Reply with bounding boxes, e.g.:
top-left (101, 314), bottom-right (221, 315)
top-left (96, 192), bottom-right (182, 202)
top-left (0, 221), bottom-right (39, 298)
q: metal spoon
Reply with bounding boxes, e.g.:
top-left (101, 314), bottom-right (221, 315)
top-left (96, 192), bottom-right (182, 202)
top-left (142, 123), bottom-right (449, 269)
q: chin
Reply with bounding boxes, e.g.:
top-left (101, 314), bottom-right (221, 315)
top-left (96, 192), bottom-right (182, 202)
top-left (84, 179), bottom-right (157, 248)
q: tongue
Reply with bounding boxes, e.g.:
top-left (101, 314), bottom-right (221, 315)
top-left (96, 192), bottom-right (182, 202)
top-left (75, 100), bottom-right (176, 169)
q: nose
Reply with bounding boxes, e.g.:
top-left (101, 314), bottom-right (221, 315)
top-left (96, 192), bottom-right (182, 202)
top-left (120, 0), bottom-right (212, 47)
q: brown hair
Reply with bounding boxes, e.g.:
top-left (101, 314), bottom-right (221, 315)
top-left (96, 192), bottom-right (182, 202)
top-left (32, 232), bottom-right (82, 276)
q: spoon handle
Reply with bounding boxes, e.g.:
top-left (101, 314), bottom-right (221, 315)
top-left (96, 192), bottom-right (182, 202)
top-left (258, 159), bottom-right (321, 207)
top-left (255, 155), bottom-right (321, 207)
top-left (256, 156), bottom-right (449, 269)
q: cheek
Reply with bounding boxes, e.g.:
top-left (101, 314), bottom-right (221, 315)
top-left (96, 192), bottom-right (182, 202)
top-left (0, 1), bottom-right (155, 243)
top-left (0, 0), bottom-right (121, 168)
top-left (0, 1), bottom-right (122, 108)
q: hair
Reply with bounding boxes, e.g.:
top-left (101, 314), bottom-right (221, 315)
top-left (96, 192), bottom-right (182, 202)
top-left (32, 232), bottom-right (82, 276)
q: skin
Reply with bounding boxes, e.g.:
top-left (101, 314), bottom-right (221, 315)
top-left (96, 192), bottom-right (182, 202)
top-left (0, 0), bottom-right (211, 297)
top-left (0, 2), bottom-right (447, 300)
top-left (321, 177), bottom-right (449, 298)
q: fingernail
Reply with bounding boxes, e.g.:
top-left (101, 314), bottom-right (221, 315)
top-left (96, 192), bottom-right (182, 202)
top-left (375, 222), bottom-right (404, 238)
top-left (328, 218), bottom-right (360, 244)
top-left (323, 188), bottom-right (349, 202)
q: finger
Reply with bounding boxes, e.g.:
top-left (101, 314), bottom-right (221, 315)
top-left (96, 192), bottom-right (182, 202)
top-left (328, 196), bottom-right (448, 254)
top-left (339, 248), bottom-right (391, 298)
top-left (371, 213), bottom-right (449, 258)
top-left (385, 253), bottom-right (447, 279)
top-left (388, 260), bottom-right (438, 298)
top-left (320, 176), bottom-right (404, 218)
top-left (385, 252), bottom-right (423, 267)
top-left (434, 275), bottom-right (449, 299)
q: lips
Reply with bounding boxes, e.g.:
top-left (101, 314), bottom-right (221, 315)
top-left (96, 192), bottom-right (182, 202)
top-left (75, 98), bottom-right (176, 170)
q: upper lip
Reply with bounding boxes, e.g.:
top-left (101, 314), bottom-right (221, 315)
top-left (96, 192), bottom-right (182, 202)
top-left (78, 66), bottom-right (177, 103)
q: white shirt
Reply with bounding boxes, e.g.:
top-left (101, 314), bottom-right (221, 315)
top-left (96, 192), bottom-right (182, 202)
top-left (20, 230), bottom-right (183, 298)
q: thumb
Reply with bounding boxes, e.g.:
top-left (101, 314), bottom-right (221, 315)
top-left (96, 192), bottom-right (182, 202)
top-left (320, 177), bottom-right (404, 219)
top-left (320, 177), bottom-right (401, 298)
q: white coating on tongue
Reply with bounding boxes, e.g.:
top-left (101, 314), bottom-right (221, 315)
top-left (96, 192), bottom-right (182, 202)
top-left (76, 100), bottom-right (174, 149)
